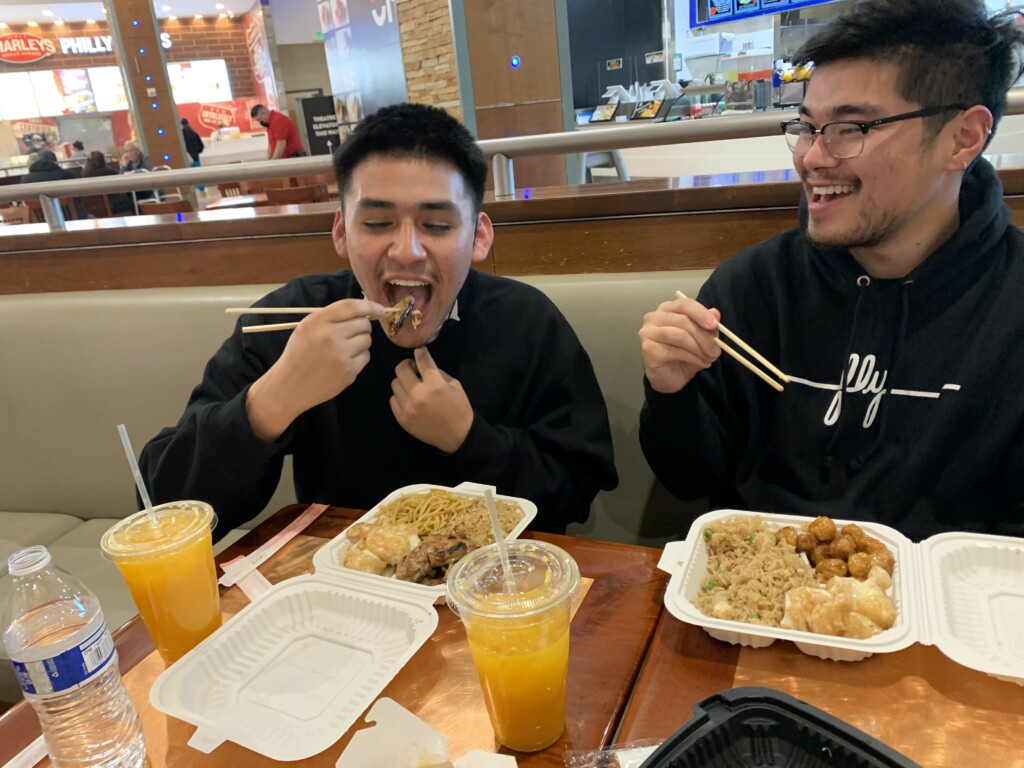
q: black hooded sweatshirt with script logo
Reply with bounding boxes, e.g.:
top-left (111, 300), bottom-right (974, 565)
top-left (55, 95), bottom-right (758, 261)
top-left (641, 158), bottom-right (1024, 541)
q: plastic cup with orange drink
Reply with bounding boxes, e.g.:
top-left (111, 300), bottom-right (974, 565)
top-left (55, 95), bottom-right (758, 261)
top-left (446, 540), bottom-right (580, 753)
top-left (101, 500), bottom-right (222, 665)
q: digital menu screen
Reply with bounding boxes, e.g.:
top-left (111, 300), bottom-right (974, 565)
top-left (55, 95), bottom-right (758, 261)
top-left (0, 72), bottom-right (39, 119)
top-left (691, 0), bottom-right (836, 27)
top-left (88, 66), bottom-right (129, 112)
top-left (167, 59), bottom-right (233, 105)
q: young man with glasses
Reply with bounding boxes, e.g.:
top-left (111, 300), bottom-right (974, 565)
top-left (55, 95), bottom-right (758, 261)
top-left (638, 0), bottom-right (1024, 540)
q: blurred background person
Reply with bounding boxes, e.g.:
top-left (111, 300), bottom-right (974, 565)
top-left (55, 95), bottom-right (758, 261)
top-left (20, 150), bottom-right (86, 218)
top-left (250, 103), bottom-right (306, 160)
top-left (81, 151), bottom-right (135, 215)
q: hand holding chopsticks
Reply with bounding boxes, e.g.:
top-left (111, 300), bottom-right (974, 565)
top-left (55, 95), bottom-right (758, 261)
top-left (674, 291), bottom-right (788, 392)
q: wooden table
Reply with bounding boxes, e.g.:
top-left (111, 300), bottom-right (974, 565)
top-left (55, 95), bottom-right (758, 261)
top-left (0, 505), bottom-right (667, 767)
top-left (617, 612), bottom-right (1024, 766)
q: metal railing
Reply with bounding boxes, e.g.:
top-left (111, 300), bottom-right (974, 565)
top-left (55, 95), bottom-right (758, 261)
top-left (4, 88), bottom-right (1023, 232)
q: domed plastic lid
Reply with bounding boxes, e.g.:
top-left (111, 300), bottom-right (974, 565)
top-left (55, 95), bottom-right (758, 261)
top-left (101, 501), bottom-right (216, 561)
top-left (445, 540), bottom-right (579, 619)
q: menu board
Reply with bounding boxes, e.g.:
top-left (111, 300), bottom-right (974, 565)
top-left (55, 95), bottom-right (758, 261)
top-left (89, 66), bottom-right (128, 112)
top-left (691, 0), bottom-right (835, 27)
top-left (0, 72), bottom-right (39, 119)
top-left (166, 59), bottom-right (233, 104)
top-left (29, 70), bottom-right (68, 116)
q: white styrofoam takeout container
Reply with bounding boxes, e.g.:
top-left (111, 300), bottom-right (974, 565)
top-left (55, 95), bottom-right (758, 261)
top-left (151, 481), bottom-right (534, 761)
top-left (658, 509), bottom-right (1024, 684)
top-left (312, 481), bottom-right (538, 605)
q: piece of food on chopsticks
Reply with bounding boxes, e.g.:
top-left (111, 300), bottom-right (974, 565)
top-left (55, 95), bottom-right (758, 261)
top-left (342, 489), bottom-right (524, 584)
top-left (385, 294), bottom-right (422, 336)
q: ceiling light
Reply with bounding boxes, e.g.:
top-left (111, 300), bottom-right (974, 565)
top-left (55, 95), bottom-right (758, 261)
top-left (42, 9), bottom-right (54, 16)
top-left (0, 22), bottom-right (7, 29)
top-left (218, 13), bottom-right (227, 18)
top-left (86, 18), bottom-right (95, 23)
top-left (54, 19), bottom-right (64, 25)
top-left (215, 3), bottom-right (224, 8)
top-left (27, 20), bottom-right (39, 26)
top-left (194, 14), bottom-right (203, 19)
top-left (161, 4), bottom-right (171, 9)
top-left (168, 15), bottom-right (177, 20)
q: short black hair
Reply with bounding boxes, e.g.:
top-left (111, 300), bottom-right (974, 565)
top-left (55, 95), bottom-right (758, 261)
top-left (72, 140), bottom-right (84, 149)
top-left (180, 118), bottom-right (189, 126)
top-left (249, 104), bottom-right (267, 118)
top-left (793, 0), bottom-right (1024, 143)
top-left (332, 103), bottom-right (487, 213)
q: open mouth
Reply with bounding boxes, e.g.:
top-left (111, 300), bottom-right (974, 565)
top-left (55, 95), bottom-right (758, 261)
top-left (809, 184), bottom-right (856, 205)
top-left (383, 279), bottom-right (433, 326)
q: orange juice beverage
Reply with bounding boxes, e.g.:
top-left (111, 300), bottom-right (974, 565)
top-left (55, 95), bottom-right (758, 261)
top-left (446, 540), bottom-right (580, 752)
top-left (101, 501), bottom-right (221, 665)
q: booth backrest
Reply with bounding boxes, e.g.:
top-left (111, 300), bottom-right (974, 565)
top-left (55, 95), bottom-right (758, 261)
top-left (0, 270), bottom-right (711, 546)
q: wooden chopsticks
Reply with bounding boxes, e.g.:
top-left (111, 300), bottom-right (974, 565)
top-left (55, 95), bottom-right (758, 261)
top-left (675, 291), bottom-right (789, 392)
top-left (226, 306), bottom-right (400, 334)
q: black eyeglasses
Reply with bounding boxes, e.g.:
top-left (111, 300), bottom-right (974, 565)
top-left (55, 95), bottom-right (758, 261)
top-left (780, 104), bottom-right (969, 159)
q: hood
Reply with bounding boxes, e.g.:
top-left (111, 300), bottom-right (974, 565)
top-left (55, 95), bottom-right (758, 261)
top-left (27, 159), bottom-right (62, 174)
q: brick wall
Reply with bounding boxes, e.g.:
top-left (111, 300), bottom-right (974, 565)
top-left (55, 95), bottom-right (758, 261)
top-left (0, 18), bottom-right (256, 98)
top-left (395, 0), bottom-right (461, 121)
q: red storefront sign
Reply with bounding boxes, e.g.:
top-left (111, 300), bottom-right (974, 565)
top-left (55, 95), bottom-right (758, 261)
top-left (0, 33), bottom-right (57, 64)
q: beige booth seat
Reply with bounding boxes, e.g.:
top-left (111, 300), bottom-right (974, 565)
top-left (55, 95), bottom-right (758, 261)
top-left (0, 269), bottom-right (710, 702)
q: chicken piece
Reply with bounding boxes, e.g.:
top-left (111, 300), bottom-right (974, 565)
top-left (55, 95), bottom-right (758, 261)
top-left (345, 522), bottom-right (375, 543)
top-left (809, 543), bottom-right (830, 566)
top-left (816, 558), bottom-right (848, 580)
top-left (365, 524), bottom-right (422, 565)
top-left (385, 295), bottom-right (415, 336)
top-left (776, 526), bottom-right (799, 547)
top-left (846, 551), bottom-right (873, 580)
top-left (395, 547), bottom-right (439, 583)
top-left (795, 532), bottom-right (817, 553)
top-left (827, 534), bottom-right (857, 560)
top-left (780, 585), bottom-right (831, 632)
top-left (782, 566), bottom-right (896, 639)
top-left (857, 536), bottom-right (889, 555)
top-left (807, 516), bottom-right (837, 542)
top-left (344, 545), bottom-right (388, 575)
top-left (421, 535), bottom-right (472, 568)
top-left (869, 550), bottom-right (896, 576)
top-left (841, 523), bottom-right (867, 547)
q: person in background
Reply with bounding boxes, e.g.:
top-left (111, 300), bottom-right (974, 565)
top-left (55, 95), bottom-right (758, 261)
top-left (119, 140), bottom-right (152, 173)
top-left (70, 140), bottom-right (87, 166)
top-left (181, 118), bottom-right (206, 192)
top-left (81, 151), bottom-right (135, 215)
top-left (20, 149), bottom-right (86, 218)
top-left (141, 102), bottom-right (617, 538)
top-left (119, 140), bottom-right (154, 201)
top-left (250, 103), bottom-right (306, 160)
top-left (181, 119), bottom-right (204, 168)
top-left (638, 0), bottom-right (1024, 542)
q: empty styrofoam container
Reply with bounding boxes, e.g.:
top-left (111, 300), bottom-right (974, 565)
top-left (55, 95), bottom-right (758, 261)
top-left (659, 509), bottom-right (1024, 683)
top-left (312, 481), bottom-right (538, 605)
top-left (150, 574), bottom-right (438, 761)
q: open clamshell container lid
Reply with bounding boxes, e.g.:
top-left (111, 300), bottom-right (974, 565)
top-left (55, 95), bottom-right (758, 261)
top-left (637, 686), bottom-right (920, 768)
top-left (312, 481), bottom-right (538, 605)
top-left (658, 510), bottom-right (1024, 683)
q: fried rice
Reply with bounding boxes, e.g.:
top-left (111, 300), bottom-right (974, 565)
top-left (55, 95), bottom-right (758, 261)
top-left (692, 516), bottom-right (820, 627)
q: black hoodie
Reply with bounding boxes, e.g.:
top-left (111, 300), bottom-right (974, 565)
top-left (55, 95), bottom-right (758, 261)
top-left (641, 158), bottom-right (1024, 541)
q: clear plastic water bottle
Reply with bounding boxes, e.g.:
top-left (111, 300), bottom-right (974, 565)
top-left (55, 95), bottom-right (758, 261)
top-left (2, 546), bottom-right (146, 768)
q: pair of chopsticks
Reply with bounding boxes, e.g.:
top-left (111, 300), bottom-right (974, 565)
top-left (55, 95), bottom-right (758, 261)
top-left (675, 291), bottom-right (789, 392)
top-left (226, 306), bottom-right (401, 334)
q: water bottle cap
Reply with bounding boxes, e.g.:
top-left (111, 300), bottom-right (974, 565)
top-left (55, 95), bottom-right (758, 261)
top-left (7, 545), bottom-right (52, 577)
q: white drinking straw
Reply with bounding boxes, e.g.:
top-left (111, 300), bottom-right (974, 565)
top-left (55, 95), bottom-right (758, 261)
top-left (117, 423), bottom-right (156, 522)
top-left (483, 488), bottom-right (516, 594)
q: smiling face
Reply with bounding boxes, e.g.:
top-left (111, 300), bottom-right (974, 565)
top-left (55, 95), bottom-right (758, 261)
top-left (332, 155), bottom-right (494, 348)
top-left (795, 59), bottom-right (964, 272)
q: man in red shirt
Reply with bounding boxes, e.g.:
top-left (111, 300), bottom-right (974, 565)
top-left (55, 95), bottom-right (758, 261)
top-left (250, 104), bottom-right (306, 159)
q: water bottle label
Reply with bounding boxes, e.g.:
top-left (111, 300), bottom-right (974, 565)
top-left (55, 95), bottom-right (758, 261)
top-left (10, 620), bottom-right (116, 696)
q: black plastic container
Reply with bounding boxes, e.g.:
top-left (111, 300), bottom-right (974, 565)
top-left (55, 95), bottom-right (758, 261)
top-left (638, 687), bottom-right (920, 768)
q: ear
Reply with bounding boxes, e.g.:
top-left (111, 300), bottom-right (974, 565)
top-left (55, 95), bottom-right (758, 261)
top-left (331, 208), bottom-right (349, 260)
top-left (948, 105), bottom-right (993, 173)
top-left (470, 212), bottom-right (495, 264)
